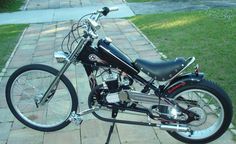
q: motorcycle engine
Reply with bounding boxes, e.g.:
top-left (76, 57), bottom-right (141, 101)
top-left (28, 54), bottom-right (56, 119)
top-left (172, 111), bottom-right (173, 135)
top-left (99, 69), bottom-right (133, 103)
top-left (100, 69), bottom-right (185, 121)
top-left (103, 71), bottom-right (119, 92)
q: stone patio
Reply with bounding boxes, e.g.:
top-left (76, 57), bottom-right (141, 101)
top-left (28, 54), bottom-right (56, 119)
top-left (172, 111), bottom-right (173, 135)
top-left (24, 0), bottom-right (124, 10)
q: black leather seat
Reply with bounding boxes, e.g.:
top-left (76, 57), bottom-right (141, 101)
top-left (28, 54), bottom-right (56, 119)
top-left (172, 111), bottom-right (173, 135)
top-left (134, 57), bottom-right (188, 81)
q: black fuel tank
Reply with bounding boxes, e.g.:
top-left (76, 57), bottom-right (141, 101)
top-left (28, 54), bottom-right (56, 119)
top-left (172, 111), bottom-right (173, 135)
top-left (97, 39), bottom-right (139, 75)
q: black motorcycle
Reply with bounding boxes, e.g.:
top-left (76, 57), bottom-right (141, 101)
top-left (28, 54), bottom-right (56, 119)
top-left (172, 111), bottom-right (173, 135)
top-left (5, 7), bottom-right (233, 144)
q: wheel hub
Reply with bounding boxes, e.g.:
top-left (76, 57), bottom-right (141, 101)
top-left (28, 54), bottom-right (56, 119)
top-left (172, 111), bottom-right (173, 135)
top-left (34, 94), bottom-right (44, 108)
top-left (188, 107), bottom-right (207, 126)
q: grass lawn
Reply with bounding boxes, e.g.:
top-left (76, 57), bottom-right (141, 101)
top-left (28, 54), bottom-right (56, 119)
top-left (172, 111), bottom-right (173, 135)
top-left (130, 9), bottom-right (236, 126)
top-left (0, 0), bottom-right (25, 12)
top-left (0, 25), bottom-right (28, 71)
top-left (126, 0), bottom-right (160, 2)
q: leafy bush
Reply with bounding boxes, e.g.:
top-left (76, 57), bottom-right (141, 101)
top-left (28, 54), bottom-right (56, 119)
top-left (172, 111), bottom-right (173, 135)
top-left (0, 0), bottom-right (13, 7)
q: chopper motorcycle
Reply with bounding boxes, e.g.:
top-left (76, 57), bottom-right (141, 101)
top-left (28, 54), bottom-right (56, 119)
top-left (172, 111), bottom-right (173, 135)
top-left (5, 7), bottom-right (233, 144)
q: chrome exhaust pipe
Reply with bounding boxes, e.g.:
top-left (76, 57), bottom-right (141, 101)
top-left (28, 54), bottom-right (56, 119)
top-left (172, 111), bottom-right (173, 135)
top-left (157, 124), bottom-right (190, 132)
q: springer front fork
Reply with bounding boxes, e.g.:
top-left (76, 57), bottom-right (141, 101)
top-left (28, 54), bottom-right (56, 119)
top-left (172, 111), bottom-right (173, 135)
top-left (36, 37), bottom-right (89, 106)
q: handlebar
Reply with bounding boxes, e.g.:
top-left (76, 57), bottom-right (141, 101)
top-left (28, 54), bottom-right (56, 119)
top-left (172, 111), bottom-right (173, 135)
top-left (60, 7), bottom-right (119, 53)
top-left (88, 7), bottom-right (119, 38)
top-left (79, 7), bottom-right (120, 39)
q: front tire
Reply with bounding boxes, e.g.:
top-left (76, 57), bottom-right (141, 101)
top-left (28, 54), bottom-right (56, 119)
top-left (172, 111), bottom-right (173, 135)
top-left (167, 79), bottom-right (232, 144)
top-left (5, 64), bottom-right (78, 132)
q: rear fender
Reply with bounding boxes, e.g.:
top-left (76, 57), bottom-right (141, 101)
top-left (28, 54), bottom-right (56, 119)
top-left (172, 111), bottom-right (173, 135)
top-left (164, 73), bottom-right (204, 95)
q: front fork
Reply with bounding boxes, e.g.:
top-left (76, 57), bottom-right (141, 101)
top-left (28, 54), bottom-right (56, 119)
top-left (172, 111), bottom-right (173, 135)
top-left (36, 37), bottom-right (89, 106)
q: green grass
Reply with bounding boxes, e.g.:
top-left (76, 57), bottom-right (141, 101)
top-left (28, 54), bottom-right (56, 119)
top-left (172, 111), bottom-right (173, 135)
top-left (0, 0), bottom-right (25, 12)
top-left (0, 25), bottom-right (28, 71)
top-left (126, 0), bottom-right (160, 2)
top-left (130, 9), bottom-right (236, 126)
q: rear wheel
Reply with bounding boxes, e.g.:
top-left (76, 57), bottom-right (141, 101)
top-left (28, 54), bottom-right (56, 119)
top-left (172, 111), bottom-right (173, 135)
top-left (167, 79), bottom-right (232, 143)
top-left (5, 64), bottom-right (78, 132)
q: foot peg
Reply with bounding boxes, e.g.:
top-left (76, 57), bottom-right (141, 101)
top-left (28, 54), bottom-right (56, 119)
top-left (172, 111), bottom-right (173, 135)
top-left (69, 107), bottom-right (100, 126)
top-left (69, 111), bottom-right (83, 126)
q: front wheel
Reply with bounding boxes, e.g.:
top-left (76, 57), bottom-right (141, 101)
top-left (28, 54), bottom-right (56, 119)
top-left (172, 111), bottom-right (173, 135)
top-left (5, 64), bottom-right (78, 132)
top-left (168, 79), bottom-right (232, 144)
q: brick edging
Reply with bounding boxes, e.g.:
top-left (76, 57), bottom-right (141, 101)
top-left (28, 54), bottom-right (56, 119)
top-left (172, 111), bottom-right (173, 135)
top-left (128, 20), bottom-right (167, 59)
top-left (0, 27), bottom-right (28, 83)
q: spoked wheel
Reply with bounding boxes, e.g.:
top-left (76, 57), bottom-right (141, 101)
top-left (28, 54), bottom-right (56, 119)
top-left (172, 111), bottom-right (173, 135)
top-left (5, 64), bottom-right (78, 132)
top-left (167, 80), bottom-right (232, 143)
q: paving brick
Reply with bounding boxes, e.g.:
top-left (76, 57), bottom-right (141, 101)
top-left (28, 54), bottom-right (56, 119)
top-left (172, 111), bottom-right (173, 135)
top-left (8, 57), bottom-right (32, 68)
top-left (105, 31), bottom-right (123, 37)
top-left (0, 141), bottom-right (6, 144)
top-left (32, 55), bottom-right (52, 63)
top-left (11, 118), bottom-right (27, 130)
top-left (126, 35), bottom-right (144, 41)
top-left (14, 48), bottom-right (35, 57)
top-left (44, 129), bottom-right (81, 144)
top-left (25, 26), bottom-right (42, 34)
top-left (59, 2), bottom-right (70, 8)
top-left (153, 128), bottom-right (183, 144)
top-left (117, 123), bottom-right (160, 144)
top-left (56, 123), bottom-right (80, 133)
top-left (0, 77), bottom-right (9, 87)
top-left (23, 33), bottom-right (40, 39)
top-left (80, 0), bottom-right (92, 6)
top-left (114, 43), bottom-right (133, 49)
top-left (132, 45), bottom-right (154, 51)
top-left (19, 38), bottom-right (38, 45)
top-left (81, 119), bottom-right (121, 144)
top-left (0, 108), bottom-right (14, 122)
top-left (48, 0), bottom-right (60, 9)
top-left (37, 42), bottom-right (54, 50)
top-left (8, 128), bottom-right (43, 144)
top-left (0, 122), bottom-right (12, 141)
top-left (130, 39), bottom-right (150, 46)
top-left (137, 49), bottom-right (159, 58)
top-left (38, 37), bottom-right (55, 43)
top-left (0, 93), bottom-right (7, 108)
top-left (211, 131), bottom-right (235, 144)
top-left (4, 68), bottom-right (17, 77)
top-left (121, 48), bottom-right (138, 55)
top-left (34, 49), bottom-right (54, 56)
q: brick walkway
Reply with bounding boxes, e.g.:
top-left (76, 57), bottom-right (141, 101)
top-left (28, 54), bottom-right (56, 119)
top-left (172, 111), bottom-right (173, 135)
top-left (24, 0), bottom-right (124, 10)
top-left (0, 18), bottom-right (234, 144)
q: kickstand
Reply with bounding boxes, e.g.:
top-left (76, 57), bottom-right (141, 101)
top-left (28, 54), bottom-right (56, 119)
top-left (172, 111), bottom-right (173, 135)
top-left (105, 108), bottom-right (118, 144)
top-left (105, 122), bottom-right (116, 144)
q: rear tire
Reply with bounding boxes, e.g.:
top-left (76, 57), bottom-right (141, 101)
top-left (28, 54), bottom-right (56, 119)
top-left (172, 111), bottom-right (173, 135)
top-left (5, 64), bottom-right (78, 132)
top-left (167, 79), bottom-right (232, 144)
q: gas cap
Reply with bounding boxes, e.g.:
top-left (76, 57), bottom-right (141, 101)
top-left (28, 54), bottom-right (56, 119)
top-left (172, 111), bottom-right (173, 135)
top-left (104, 37), bottom-right (112, 44)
